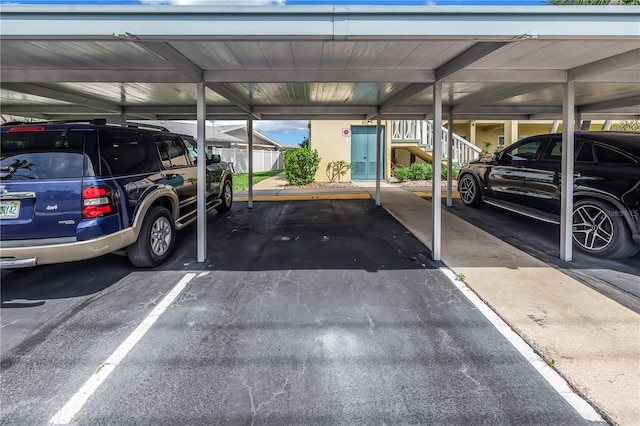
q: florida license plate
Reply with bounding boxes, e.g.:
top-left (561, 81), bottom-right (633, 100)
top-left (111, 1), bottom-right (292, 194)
top-left (0, 200), bottom-right (20, 219)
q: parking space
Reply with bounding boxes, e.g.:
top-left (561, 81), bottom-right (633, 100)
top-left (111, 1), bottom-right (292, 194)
top-left (0, 200), bottom-right (599, 425)
top-left (444, 198), bottom-right (640, 313)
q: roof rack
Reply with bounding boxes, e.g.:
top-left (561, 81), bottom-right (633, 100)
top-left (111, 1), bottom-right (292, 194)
top-left (43, 119), bottom-right (109, 126)
top-left (111, 121), bottom-right (170, 132)
top-left (0, 121), bottom-right (41, 126)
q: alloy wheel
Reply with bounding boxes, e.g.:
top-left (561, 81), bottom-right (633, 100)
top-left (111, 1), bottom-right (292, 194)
top-left (224, 182), bottom-right (232, 206)
top-left (573, 204), bottom-right (614, 252)
top-left (150, 216), bottom-right (173, 256)
top-left (459, 176), bottom-right (476, 205)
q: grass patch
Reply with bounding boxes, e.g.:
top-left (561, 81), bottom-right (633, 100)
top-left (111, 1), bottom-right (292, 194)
top-left (233, 169), bottom-right (283, 192)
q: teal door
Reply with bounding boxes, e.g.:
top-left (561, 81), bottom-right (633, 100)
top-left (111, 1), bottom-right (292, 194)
top-left (351, 126), bottom-right (385, 181)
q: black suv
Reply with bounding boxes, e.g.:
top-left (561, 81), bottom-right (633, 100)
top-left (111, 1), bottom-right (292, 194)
top-left (457, 131), bottom-right (640, 258)
top-left (0, 119), bottom-right (233, 268)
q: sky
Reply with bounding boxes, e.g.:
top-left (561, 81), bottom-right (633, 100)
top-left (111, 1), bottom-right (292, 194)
top-left (0, 0), bottom-right (547, 8)
top-left (214, 120), bottom-right (309, 146)
top-left (2, 0), bottom-right (545, 145)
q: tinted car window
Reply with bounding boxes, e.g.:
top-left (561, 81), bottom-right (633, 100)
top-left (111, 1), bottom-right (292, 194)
top-left (99, 129), bottom-right (155, 175)
top-left (576, 141), bottom-right (595, 163)
top-left (594, 144), bottom-right (635, 164)
top-left (0, 130), bottom-right (89, 179)
top-left (542, 138), bottom-right (562, 160)
top-left (503, 139), bottom-right (544, 162)
top-left (154, 135), bottom-right (190, 168)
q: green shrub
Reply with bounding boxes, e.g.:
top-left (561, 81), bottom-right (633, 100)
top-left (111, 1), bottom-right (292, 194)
top-left (409, 162), bottom-right (433, 180)
top-left (441, 163), bottom-right (461, 180)
top-left (325, 160), bottom-right (352, 182)
top-left (392, 166), bottom-right (411, 182)
top-left (284, 146), bottom-right (321, 185)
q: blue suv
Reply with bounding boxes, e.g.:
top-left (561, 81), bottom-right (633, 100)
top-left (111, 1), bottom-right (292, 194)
top-left (0, 119), bottom-right (233, 268)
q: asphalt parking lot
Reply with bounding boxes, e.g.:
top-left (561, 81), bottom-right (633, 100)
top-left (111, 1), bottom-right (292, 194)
top-left (0, 200), bottom-right (601, 425)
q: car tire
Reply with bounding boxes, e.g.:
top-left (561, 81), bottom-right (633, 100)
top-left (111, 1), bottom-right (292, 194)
top-left (458, 174), bottom-right (483, 207)
top-left (572, 198), bottom-right (639, 259)
top-left (128, 206), bottom-right (176, 267)
top-left (216, 179), bottom-right (233, 213)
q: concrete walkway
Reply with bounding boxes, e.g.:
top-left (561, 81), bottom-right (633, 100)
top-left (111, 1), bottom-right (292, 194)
top-left (237, 174), bottom-right (639, 426)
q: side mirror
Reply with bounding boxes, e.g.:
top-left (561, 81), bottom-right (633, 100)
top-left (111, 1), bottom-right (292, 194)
top-left (492, 152), bottom-right (507, 164)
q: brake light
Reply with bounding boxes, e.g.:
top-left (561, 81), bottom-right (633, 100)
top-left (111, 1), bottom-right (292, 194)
top-left (82, 186), bottom-right (116, 219)
top-left (8, 126), bottom-right (46, 133)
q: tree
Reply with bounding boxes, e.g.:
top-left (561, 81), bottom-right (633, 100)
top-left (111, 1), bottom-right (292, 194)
top-left (1, 115), bottom-right (40, 124)
top-left (611, 120), bottom-right (640, 131)
top-left (547, 0), bottom-right (639, 4)
top-left (299, 136), bottom-right (309, 148)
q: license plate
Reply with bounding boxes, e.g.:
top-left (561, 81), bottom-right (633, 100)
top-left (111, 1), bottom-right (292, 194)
top-left (0, 200), bottom-right (20, 219)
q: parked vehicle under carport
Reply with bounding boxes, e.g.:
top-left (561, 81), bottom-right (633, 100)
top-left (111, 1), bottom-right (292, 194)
top-left (457, 131), bottom-right (640, 259)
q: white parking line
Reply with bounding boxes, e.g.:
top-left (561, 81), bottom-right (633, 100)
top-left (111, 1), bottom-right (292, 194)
top-left (49, 273), bottom-right (196, 425)
top-left (439, 267), bottom-right (602, 422)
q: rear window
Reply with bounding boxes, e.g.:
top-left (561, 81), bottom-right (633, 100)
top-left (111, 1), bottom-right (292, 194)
top-left (594, 144), bottom-right (636, 164)
top-left (99, 129), bottom-right (157, 175)
top-left (0, 130), bottom-right (90, 179)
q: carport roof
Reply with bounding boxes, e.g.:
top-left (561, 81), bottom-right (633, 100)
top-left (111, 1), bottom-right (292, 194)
top-left (0, 5), bottom-right (639, 122)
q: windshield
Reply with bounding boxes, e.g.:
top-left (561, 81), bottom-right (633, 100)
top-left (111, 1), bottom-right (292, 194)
top-left (0, 130), bottom-right (92, 179)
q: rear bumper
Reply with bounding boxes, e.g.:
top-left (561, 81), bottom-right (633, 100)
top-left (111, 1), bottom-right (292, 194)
top-left (0, 228), bottom-right (136, 269)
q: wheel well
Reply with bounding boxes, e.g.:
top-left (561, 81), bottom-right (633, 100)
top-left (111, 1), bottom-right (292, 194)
top-left (151, 197), bottom-right (175, 217)
top-left (459, 171), bottom-right (482, 187)
top-left (574, 193), bottom-right (637, 237)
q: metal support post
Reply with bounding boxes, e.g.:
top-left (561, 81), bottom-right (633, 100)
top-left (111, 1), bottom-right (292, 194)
top-left (196, 81), bottom-right (207, 263)
top-left (432, 81), bottom-right (443, 261)
top-left (447, 109), bottom-right (454, 207)
top-left (247, 114), bottom-right (254, 209)
top-left (375, 112), bottom-right (381, 206)
top-left (560, 81), bottom-right (575, 262)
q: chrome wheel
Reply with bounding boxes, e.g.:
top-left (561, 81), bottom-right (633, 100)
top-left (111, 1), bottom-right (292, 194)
top-left (150, 216), bottom-right (172, 256)
top-left (573, 203), bottom-right (614, 252)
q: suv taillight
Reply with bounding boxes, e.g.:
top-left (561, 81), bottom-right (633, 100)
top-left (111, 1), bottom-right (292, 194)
top-left (82, 186), bottom-right (116, 219)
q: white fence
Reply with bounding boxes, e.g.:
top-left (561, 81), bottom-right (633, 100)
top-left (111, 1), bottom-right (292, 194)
top-left (210, 148), bottom-right (284, 174)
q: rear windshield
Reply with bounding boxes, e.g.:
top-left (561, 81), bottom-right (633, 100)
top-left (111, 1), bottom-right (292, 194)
top-left (1, 130), bottom-right (91, 179)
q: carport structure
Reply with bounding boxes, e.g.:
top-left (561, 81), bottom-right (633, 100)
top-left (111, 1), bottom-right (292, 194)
top-left (1, 4), bottom-right (639, 263)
